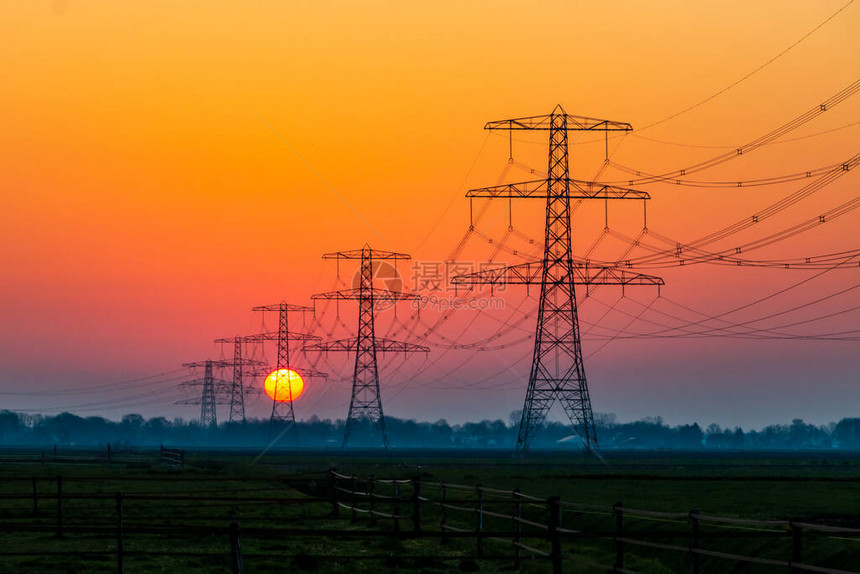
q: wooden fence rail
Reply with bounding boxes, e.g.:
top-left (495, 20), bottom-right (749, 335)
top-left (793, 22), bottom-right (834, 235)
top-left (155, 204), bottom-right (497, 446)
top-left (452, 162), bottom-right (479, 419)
top-left (330, 470), bottom-right (860, 574)
top-left (0, 471), bottom-right (856, 573)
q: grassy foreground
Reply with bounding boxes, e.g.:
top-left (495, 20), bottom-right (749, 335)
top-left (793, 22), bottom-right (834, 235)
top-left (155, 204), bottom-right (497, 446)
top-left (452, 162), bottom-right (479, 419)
top-left (0, 448), bottom-right (856, 572)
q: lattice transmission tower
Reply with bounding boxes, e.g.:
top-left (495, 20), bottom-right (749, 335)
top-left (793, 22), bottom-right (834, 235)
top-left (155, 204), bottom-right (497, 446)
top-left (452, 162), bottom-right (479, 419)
top-left (250, 302), bottom-right (327, 442)
top-left (178, 360), bottom-right (231, 428)
top-left (452, 105), bottom-right (664, 452)
top-left (211, 336), bottom-right (270, 424)
top-left (179, 357), bottom-right (264, 427)
top-left (306, 245), bottom-right (428, 448)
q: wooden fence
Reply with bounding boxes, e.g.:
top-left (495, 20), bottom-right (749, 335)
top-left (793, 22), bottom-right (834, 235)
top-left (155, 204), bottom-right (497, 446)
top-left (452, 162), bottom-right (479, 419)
top-left (328, 470), bottom-right (860, 574)
top-left (0, 471), bottom-right (857, 573)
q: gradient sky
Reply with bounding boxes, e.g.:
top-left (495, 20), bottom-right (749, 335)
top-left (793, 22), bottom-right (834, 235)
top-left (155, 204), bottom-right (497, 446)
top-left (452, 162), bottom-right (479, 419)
top-left (1, 1), bottom-right (858, 429)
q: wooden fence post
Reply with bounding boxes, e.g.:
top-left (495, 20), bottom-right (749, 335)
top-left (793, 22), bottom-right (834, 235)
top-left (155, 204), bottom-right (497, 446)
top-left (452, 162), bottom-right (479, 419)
top-left (116, 492), bottom-right (124, 574)
top-left (513, 489), bottom-right (522, 570)
top-left (393, 481), bottom-right (401, 533)
top-left (31, 476), bottom-right (38, 516)
top-left (412, 476), bottom-right (421, 534)
top-left (613, 501), bottom-right (624, 572)
top-left (56, 475), bottom-right (63, 538)
top-left (475, 484), bottom-right (484, 558)
top-left (350, 476), bottom-right (358, 522)
top-left (689, 509), bottom-right (700, 574)
top-left (440, 481), bottom-right (449, 545)
top-left (329, 470), bottom-right (339, 517)
top-left (548, 496), bottom-right (562, 574)
top-left (790, 520), bottom-right (803, 573)
top-left (230, 521), bottom-right (243, 574)
top-left (368, 475), bottom-right (377, 526)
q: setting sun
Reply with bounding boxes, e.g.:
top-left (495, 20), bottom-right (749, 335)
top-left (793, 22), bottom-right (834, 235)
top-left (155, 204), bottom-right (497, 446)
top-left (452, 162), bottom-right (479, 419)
top-left (264, 369), bottom-right (304, 403)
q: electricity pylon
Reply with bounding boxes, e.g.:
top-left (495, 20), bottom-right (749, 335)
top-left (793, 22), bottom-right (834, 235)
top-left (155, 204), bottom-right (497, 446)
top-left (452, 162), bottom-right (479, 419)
top-left (180, 357), bottom-right (264, 427)
top-left (250, 302), bottom-right (327, 442)
top-left (211, 336), bottom-right (270, 424)
top-left (178, 360), bottom-right (231, 427)
top-left (306, 245), bottom-right (428, 448)
top-left (452, 105), bottom-right (664, 452)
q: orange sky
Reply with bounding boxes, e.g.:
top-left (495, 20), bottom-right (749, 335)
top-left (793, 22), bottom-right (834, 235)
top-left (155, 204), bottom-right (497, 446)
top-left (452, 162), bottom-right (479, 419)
top-left (1, 1), bottom-right (858, 427)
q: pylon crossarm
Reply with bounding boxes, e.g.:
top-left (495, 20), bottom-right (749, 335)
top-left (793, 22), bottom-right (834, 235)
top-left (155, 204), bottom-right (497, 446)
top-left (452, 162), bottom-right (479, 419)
top-left (572, 265), bottom-right (664, 286)
top-left (216, 331), bottom-right (320, 344)
top-left (484, 111), bottom-right (632, 132)
top-left (252, 303), bottom-right (313, 313)
top-left (312, 288), bottom-right (421, 302)
top-left (376, 338), bottom-right (429, 353)
top-left (467, 179), bottom-right (547, 198)
top-left (182, 360), bottom-right (234, 369)
top-left (322, 247), bottom-right (411, 260)
top-left (452, 260), bottom-right (663, 287)
top-left (467, 179), bottom-right (649, 200)
top-left (569, 180), bottom-right (650, 200)
top-left (249, 365), bottom-right (328, 379)
top-left (175, 397), bottom-right (232, 405)
top-left (182, 358), bottom-right (263, 368)
top-left (295, 368), bottom-right (329, 379)
top-left (178, 378), bottom-right (232, 388)
top-left (451, 261), bottom-right (542, 285)
top-left (181, 380), bottom-right (234, 391)
top-left (198, 344), bottom-right (272, 365)
top-left (306, 337), bottom-right (428, 353)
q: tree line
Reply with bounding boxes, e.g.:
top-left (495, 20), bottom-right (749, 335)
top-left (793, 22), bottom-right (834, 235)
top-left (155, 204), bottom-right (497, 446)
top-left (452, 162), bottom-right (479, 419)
top-left (0, 410), bottom-right (858, 450)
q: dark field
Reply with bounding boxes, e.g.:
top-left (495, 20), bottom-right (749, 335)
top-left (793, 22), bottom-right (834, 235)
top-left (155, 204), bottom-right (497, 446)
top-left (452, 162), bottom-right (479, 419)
top-left (0, 448), bottom-right (857, 573)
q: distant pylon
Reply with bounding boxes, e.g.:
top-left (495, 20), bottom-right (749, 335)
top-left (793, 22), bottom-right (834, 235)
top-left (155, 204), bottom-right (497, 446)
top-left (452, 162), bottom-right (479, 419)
top-left (230, 340), bottom-right (244, 422)
top-left (211, 336), bottom-right (269, 424)
top-left (179, 357), bottom-right (264, 427)
top-left (177, 360), bottom-right (225, 428)
top-left (201, 360), bottom-right (217, 428)
top-left (452, 106), bottom-right (664, 452)
top-left (306, 245), bottom-right (428, 448)
top-left (250, 302), bottom-right (327, 443)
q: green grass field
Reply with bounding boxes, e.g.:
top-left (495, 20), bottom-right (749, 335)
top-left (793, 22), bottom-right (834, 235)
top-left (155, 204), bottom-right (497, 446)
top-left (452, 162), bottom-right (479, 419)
top-left (0, 448), bottom-right (856, 573)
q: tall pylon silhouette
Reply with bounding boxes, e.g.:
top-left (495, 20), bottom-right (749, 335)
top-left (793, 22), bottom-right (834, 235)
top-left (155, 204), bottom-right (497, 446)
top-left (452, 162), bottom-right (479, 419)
top-left (250, 302), bottom-right (326, 443)
top-left (307, 245), bottom-right (428, 448)
top-left (453, 106), bottom-right (664, 452)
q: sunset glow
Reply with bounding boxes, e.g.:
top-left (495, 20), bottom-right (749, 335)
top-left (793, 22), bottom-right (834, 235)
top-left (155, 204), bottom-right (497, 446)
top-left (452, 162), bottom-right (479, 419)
top-left (264, 369), bottom-right (304, 403)
top-left (0, 1), bottom-right (856, 428)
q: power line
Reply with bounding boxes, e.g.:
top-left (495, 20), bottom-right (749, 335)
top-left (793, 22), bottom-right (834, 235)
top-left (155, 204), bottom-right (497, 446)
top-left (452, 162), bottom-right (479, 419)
top-left (630, 120), bottom-right (860, 149)
top-left (0, 370), bottom-right (187, 397)
top-left (602, 79), bottom-right (860, 185)
top-left (607, 158), bottom-right (853, 188)
top-left (639, 0), bottom-right (856, 131)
